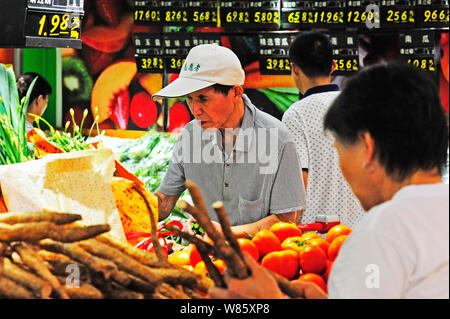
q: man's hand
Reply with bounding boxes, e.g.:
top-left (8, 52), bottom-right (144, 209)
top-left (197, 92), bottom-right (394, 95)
top-left (208, 251), bottom-right (329, 299)
top-left (209, 252), bottom-right (284, 299)
top-left (155, 191), bottom-right (180, 221)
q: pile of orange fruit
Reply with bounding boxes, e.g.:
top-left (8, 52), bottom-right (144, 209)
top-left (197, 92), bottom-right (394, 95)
top-left (168, 222), bottom-right (352, 294)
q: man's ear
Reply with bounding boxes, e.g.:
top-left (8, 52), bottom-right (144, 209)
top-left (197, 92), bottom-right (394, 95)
top-left (291, 62), bottom-right (300, 78)
top-left (233, 85), bottom-right (244, 100)
top-left (361, 132), bottom-right (376, 172)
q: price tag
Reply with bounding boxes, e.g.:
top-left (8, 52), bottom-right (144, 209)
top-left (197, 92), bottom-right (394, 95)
top-left (25, 10), bottom-right (82, 40)
top-left (163, 33), bottom-right (221, 72)
top-left (134, 33), bottom-right (165, 73)
top-left (188, 1), bottom-right (219, 26)
top-left (258, 33), bottom-right (296, 75)
top-left (330, 32), bottom-right (359, 75)
top-left (380, 0), bottom-right (416, 28)
top-left (220, 1), bottom-right (280, 29)
top-left (346, 0), bottom-right (381, 29)
top-left (281, 1), bottom-right (346, 29)
top-left (416, 0), bottom-right (449, 28)
top-left (161, 1), bottom-right (189, 25)
top-left (399, 30), bottom-right (436, 72)
top-left (27, 0), bottom-right (84, 12)
top-left (133, 1), bottom-right (162, 25)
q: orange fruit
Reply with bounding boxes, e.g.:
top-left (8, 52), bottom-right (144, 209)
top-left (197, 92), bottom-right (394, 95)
top-left (325, 225), bottom-right (352, 243)
top-left (269, 222), bottom-right (303, 243)
top-left (328, 235), bottom-right (348, 261)
top-left (168, 250), bottom-right (191, 266)
top-left (297, 273), bottom-right (327, 293)
top-left (305, 237), bottom-right (330, 257)
top-left (301, 232), bottom-right (321, 241)
top-left (251, 230), bottom-right (282, 259)
top-left (237, 238), bottom-right (260, 261)
top-left (261, 250), bottom-right (300, 280)
top-left (299, 245), bottom-right (328, 275)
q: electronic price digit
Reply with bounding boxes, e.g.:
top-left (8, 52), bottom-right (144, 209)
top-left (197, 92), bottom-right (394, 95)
top-left (380, 0), bottom-right (416, 29)
top-left (416, 0), bottom-right (449, 28)
top-left (163, 33), bottom-right (221, 73)
top-left (189, 1), bottom-right (219, 27)
top-left (330, 32), bottom-right (359, 76)
top-left (399, 30), bottom-right (436, 72)
top-left (346, 0), bottom-right (381, 29)
top-left (220, 1), bottom-right (281, 30)
top-left (281, 1), bottom-right (346, 29)
top-left (133, 1), bottom-right (161, 25)
top-left (134, 33), bottom-right (165, 73)
top-left (25, 0), bottom-right (84, 48)
top-left (257, 33), bottom-right (296, 75)
top-left (161, 1), bottom-right (189, 25)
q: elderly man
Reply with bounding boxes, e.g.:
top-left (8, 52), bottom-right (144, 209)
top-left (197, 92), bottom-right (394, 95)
top-left (152, 44), bottom-right (306, 237)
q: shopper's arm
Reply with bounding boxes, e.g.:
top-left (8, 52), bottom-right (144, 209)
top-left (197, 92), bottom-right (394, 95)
top-left (155, 191), bottom-right (181, 221)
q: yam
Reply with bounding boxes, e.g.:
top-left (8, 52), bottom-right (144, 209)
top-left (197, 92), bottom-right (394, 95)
top-left (0, 211), bottom-right (82, 225)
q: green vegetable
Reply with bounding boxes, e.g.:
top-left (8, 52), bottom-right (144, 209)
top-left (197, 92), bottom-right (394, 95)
top-left (0, 64), bottom-right (35, 165)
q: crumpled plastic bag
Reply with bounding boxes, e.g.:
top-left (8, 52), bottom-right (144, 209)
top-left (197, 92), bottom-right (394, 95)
top-left (0, 148), bottom-right (126, 241)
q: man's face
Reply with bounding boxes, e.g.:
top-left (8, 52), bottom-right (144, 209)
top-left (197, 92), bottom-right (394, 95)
top-left (186, 86), bottom-right (236, 131)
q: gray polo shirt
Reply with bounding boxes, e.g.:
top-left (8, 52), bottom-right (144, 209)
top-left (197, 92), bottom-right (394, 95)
top-left (159, 94), bottom-right (306, 226)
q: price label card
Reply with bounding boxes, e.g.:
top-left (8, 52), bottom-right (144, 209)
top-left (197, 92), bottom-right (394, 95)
top-left (27, 0), bottom-right (84, 12)
top-left (133, 1), bottom-right (162, 25)
top-left (134, 33), bottom-right (165, 73)
top-left (416, 0), bottom-right (449, 28)
top-left (161, 1), bottom-right (189, 25)
top-left (346, 0), bottom-right (381, 29)
top-left (188, 1), bottom-right (219, 26)
top-left (163, 33), bottom-right (221, 72)
top-left (330, 32), bottom-right (359, 75)
top-left (281, 1), bottom-right (346, 29)
top-left (25, 10), bottom-right (82, 40)
top-left (258, 33), bottom-right (296, 75)
top-left (380, 0), bottom-right (416, 28)
top-left (220, 1), bottom-right (281, 29)
top-left (399, 30), bottom-right (436, 72)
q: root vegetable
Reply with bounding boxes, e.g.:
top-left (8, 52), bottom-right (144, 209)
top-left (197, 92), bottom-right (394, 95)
top-left (0, 222), bottom-right (110, 242)
top-left (0, 275), bottom-right (35, 299)
top-left (0, 211), bottom-right (81, 225)
top-left (13, 243), bottom-right (70, 299)
top-left (0, 257), bottom-right (52, 298)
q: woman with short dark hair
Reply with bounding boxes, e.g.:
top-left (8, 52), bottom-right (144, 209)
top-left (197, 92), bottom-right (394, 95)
top-left (209, 63), bottom-right (449, 299)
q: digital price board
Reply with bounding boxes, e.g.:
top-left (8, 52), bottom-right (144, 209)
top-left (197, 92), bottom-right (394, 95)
top-left (281, 1), bottom-right (346, 29)
top-left (257, 33), bottom-right (296, 75)
top-left (399, 30), bottom-right (436, 72)
top-left (330, 32), bottom-right (360, 75)
top-left (133, 1), bottom-right (161, 25)
top-left (346, 0), bottom-right (381, 29)
top-left (380, 0), bottom-right (416, 29)
top-left (24, 0), bottom-right (84, 48)
top-left (163, 33), bottom-right (221, 72)
top-left (220, 1), bottom-right (280, 30)
top-left (161, 0), bottom-right (218, 26)
top-left (134, 33), bottom-right (165, 73)
top-left (416, 0), bottom-right (449, 28)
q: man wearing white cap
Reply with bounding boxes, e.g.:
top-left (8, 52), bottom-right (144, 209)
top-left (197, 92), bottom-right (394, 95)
top-left (153, 44), bottom-right (306, 236)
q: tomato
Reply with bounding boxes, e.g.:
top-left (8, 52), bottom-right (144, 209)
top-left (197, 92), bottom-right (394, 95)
top-left (168, 250), bottom-right (191, 266)
top-left (261, 250), bottom-right (300, 280)
top-left (328, 235), bottom-right (348, 262)
top-left (325, 225), bottom-right (352, 243)
top-left (251, 230), bottom-right (282, 259)
top-left (305, 237), bottom-right (330, 257)
top-left (281, 236), bottom-right (305, 254)
top-left (297, 273), bottom-right (327, 293)
top-left (323, 260), bottom-right (334, 283)
top-left (237, 238), bottom-right (260, 261)
top-left (301, 232), bottom-right (321, 241)
top-left (269, 222), bottom-right (303, 243)
top-left (189, 236), bottom-right (214, 267)
top-left (299, 245), bottom-right (327, 275)
top-left (193, 258), bottom-right (226, 277)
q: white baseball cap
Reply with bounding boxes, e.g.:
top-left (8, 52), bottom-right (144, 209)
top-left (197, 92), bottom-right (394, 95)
top-left (152, 44), bottom-right (245, 101)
